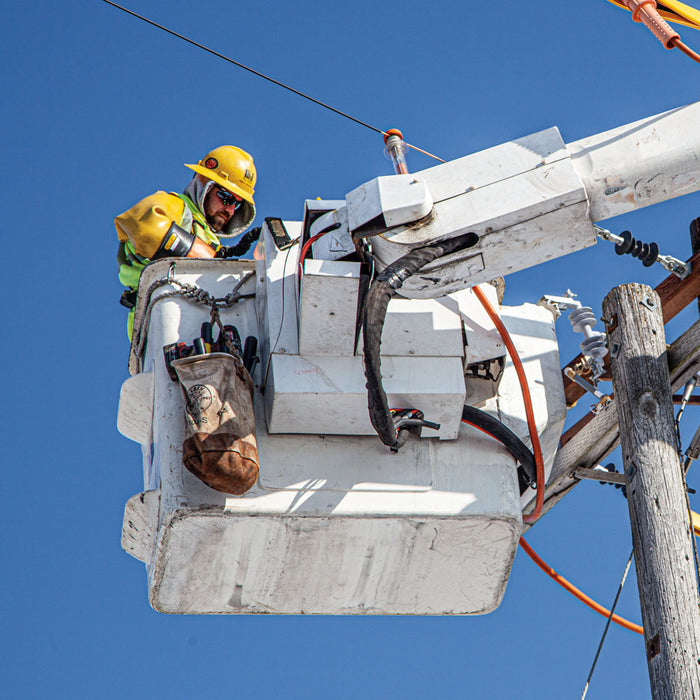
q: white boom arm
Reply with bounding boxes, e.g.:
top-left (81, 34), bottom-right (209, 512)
top-left (314, 101), bottom-right (700, 298)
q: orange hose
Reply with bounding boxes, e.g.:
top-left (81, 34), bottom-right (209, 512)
top-left (472, 285), bottom-right (545, 523)
top-left (520, 537), bottom-right (644, 635)
top-left (671, 36), bottom-right (700, 61)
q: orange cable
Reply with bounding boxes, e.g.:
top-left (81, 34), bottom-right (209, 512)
top-left (402, 142), bottom-right (446, 164)
top-left (298, 230), bottom-right (328, 272)
top-left (472, 285), bottom-right (545, 523)
top-left (671, 36), bottom-right (700, 60)
top-left (519, 537), bottom-right (644, 635)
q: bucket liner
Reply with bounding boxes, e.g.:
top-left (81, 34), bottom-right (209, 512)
top-left (172, 352), bottom-right (259, 494)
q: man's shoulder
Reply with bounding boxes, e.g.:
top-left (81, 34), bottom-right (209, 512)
top-left (140, 190), bottom-right (183, 205)
top-left (115, 191), bottom-right (188, 247)
top-left (118, 191), bottom-right (185, 218)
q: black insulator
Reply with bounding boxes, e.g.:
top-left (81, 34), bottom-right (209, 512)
top-left (614, 230), bottom-right (659, 267)
top-left (600, 463), bottom-right (627, 499)
top-left (614, 230), bottom-right (634, 255)
top-left (642, 241), bottom-right (659, 267)
top-left (631, 239), bottom-right (645, 258)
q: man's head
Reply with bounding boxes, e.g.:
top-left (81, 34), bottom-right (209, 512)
top-left (184, 145), bottom-right (256, 237)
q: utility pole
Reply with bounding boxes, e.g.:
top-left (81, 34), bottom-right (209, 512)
top-left (603, 283), bottom-right (700, 699)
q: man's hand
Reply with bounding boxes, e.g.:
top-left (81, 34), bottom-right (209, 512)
top-left (215, 227), bottom-right (261, 259)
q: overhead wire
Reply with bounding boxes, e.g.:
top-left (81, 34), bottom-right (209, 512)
top-left (673, 376), bottom-right (700, 597)
top-left (99, 0), bottom-right (445, 163)
top-left (682, 470), bottom-right (700, 600)
top-left (580, 550), bottom-right (636, 700)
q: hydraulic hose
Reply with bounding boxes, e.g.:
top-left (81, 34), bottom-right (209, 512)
top-left (472, 284), bottom-right (545, 523)
top-left (461, 405), bottom-right (536, 494)
top-left (363, 233), bottom-right (479, 449)
top-left (519, 537), bottom-right (644, 635)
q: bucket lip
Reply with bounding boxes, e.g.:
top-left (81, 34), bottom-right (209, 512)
top-left (171, 352), bottom-right (241, 368)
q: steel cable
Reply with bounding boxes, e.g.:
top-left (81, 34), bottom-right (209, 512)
top-left (100, 1), bottom-right (445, 162)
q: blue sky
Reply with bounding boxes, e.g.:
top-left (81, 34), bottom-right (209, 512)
top-left (3, 1), bottom-right (700, 697)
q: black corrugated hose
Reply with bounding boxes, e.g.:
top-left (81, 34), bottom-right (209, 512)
top-left (362, 232), bottom-right (479, 450)
top-left (461, 405), bottom-right (536, 494)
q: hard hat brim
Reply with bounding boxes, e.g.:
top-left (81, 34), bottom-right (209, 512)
top-left (184, 163), bottom-right (255, 206)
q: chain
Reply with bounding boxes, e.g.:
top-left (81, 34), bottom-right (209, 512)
top-left (133, 268), bottom-right (255, 361)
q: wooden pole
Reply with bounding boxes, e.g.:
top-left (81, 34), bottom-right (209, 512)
top-left (603, 283), bottom-right (700, 699)
top-left (691, 218), bottom-right (700, 317)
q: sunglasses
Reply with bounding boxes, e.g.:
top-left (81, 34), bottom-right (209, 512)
top-left (215, 187), bottom-right (243, 209)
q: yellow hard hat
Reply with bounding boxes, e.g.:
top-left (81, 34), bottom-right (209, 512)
top-left (185, 145), bottom-right (256, 206)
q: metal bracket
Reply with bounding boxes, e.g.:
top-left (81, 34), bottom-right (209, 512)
top-left (564, 366), bottom-right (606, 400)
top-left (609, 341), bottom-right (621, 359)
top-left (590, 394), bottom-right (613, 415)
top-left (640, 295), bottom-right (657, 311)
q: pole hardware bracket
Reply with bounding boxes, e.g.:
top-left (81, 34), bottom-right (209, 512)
top-left (574, 466), bottom-right (627, 485)
top-left (590, 394), bottom-right (614, 415)
top-left (640, 295), bottom-right (658, 311)
top-left (564, 366), bottom-right (607, 400)
top-left (605, 313), bottom-right (619, 334)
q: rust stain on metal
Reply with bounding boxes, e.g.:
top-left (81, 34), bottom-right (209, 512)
top-left (605, 313), bottom-right (618, 334)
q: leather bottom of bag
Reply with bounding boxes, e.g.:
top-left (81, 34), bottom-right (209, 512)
top-left (183, 432), bottom-right (259, 495)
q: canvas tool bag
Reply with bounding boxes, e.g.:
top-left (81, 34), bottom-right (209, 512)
top-left (172, 352), bottom-right (259, 495)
